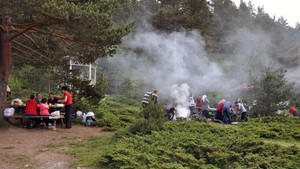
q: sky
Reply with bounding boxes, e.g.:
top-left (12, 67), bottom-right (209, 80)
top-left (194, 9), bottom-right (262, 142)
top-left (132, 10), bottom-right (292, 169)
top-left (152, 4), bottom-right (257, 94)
top-left (232, 0), bottom-right (300, 27)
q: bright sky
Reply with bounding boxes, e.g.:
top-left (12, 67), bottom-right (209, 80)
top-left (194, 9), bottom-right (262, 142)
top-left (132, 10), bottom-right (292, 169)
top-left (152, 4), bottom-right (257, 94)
top-left (232, 0), bottom-right (300, 27)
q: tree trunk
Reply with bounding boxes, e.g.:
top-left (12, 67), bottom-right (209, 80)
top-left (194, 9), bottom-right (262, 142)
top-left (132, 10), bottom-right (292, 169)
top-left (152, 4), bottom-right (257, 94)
top-left (0, 17), bottom-right (12, 120)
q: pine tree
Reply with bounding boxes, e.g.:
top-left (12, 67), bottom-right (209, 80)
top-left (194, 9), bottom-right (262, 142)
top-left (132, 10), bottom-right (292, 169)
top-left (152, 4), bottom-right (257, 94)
top-left (0, 0), bottom-right (132, 120)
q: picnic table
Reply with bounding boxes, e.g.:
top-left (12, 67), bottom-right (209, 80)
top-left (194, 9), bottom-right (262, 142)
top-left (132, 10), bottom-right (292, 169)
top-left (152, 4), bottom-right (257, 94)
top-left (6, 105), bottom-right (65, 128)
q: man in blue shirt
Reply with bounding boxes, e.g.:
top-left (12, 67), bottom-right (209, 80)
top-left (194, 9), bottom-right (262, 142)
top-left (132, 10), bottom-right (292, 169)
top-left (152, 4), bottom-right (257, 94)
top-left (222, 101), bottom-right (233, 124)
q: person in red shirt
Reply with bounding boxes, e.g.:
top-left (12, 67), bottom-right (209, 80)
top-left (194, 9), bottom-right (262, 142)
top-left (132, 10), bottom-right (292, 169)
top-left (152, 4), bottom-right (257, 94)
top-left (56, 86), bottom-right (73, 128)
top-left (196, 95), bottom-right (203, 114)
top-left (24, 95), bottom-right (39, 128)
top-left (214, 99), bottom-right (225, 123)
top-left (289, 107), bottom-right (300, 120)
top-left (24, 95), bottom-right (38, 116)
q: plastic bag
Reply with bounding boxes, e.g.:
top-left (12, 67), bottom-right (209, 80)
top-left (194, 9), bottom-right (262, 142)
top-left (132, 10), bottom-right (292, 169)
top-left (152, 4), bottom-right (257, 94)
top-left (49, 111), bottom-right (60, 119)
top-left (4, 108), bottom-right (15, 117)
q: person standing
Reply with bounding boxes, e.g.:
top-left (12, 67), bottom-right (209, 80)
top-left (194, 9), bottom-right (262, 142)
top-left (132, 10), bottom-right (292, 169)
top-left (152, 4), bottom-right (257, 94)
top-left (151, 90), bottom-right (158, 104)
top-left (200, 95), bottom-right (210, 121)
top-left (56, 86), bottom-right (73, 129)
top-left (189, 94), bottom-right (195, 117)
top-left (196, 95), bottom-right (203, 114)
top-left (235, 101), bottom-right (248, 121)
top-left (222, 101), bottom-right (233, 124)
top-left (7, 85), bottom-right (11, 97)
top-left (142, 90), bottom-right (153, 106)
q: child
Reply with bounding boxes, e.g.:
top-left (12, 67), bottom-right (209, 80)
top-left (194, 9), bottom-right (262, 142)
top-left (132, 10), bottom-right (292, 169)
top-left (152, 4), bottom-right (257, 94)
top-left (39, 98), bottom-right (50, 115)
top-left (39, 98), bottom-right (52, 126)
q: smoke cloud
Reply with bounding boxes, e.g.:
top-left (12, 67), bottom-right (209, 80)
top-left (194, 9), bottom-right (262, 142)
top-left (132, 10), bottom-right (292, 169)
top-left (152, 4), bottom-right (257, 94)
top-left (170, 83), bottom-right (190, 117)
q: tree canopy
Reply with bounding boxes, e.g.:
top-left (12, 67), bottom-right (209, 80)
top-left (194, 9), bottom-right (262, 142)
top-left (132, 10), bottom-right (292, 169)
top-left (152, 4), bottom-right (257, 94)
top-left (0, 0), bottom-right (132, 120)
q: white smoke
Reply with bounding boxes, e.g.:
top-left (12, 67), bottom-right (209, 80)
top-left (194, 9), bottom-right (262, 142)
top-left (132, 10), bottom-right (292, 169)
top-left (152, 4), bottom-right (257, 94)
top-left (170, 83), bottom-right (190, 117)
top-left (117, 29), bottom-right (227, 96)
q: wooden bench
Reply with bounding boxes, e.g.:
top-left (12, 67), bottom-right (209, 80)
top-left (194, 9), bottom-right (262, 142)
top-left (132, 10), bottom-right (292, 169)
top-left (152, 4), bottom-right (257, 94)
top-left (5, 115), bottom-right (65, 128)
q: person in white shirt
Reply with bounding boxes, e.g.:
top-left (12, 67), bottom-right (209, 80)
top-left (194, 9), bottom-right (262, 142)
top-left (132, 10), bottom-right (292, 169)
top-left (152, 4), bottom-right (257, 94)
top-left (189, 94), bottom-right (195, 117)
top-left (235, 101), bottom-right (248, 121)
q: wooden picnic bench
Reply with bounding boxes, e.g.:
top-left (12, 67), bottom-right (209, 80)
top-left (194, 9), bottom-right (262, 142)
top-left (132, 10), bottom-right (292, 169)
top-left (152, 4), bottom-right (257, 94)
top-left (5, 115), bottom-right (65, 128)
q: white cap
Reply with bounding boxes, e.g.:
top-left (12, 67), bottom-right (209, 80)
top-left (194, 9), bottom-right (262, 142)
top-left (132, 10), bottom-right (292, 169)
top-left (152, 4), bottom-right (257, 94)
top-left (7, 85), bottom-right (10, 92)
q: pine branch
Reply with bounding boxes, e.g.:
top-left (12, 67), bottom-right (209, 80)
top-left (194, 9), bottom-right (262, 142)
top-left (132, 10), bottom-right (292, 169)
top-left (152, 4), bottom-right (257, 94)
top-left (12, 40), bottom-right (51, 61)
top-left (31, 27), bottom-right (73, 41)
top-left (30, 27), bottom-right (96, 48)
top-left (9, 20), bottom-right (56, 41)
top-left (62, 39), bottom-right (81, 54)
top-left (11, 26), bottom-right (40, 49)
top-left (11, 22), bottom-right (39, 27)
top-left (12, 46), bottom-right (28, 54)
top-left (12, 52), bottom-right (42, 61)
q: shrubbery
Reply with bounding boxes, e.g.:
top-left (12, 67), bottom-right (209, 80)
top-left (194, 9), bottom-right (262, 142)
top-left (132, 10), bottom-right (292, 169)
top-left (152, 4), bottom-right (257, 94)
top-left (129, 102), bottom-right (166, 134)
top-left (94, 96), bottom-right (139, 131)
top-left (238, 116), bottom-right (300, 140)
top-left (94, 117), bottom-right (300, 168)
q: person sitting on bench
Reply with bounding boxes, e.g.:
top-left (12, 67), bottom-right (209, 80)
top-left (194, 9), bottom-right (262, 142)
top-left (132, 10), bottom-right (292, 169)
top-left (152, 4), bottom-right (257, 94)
top-left (24, 95), bottom-right (39, 128)
top-left (39, 98), bottom-right (52, 126)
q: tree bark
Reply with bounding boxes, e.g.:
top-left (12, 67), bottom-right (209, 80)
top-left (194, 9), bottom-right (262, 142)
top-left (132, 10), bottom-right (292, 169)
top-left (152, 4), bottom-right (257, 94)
top-left (0, 17), bottom-right (12, 120)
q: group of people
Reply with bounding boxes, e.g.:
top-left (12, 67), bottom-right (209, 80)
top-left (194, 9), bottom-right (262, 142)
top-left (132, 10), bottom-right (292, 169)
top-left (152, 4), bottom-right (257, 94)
top-left (23, 86), bottom-right (73, 129)
top-left (188, 95), bottom-right (247, 124)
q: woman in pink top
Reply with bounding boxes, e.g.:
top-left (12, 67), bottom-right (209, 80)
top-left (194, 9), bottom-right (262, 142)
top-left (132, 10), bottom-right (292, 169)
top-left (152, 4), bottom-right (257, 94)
top-left (39, 98), bottom-right (52, 126)
top-left (39, 98), bottom-right (50, 115)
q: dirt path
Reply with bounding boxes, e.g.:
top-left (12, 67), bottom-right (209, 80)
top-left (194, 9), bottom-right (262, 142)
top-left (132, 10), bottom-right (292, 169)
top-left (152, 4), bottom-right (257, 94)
top-left (0, 125), bottom-right (110, 169)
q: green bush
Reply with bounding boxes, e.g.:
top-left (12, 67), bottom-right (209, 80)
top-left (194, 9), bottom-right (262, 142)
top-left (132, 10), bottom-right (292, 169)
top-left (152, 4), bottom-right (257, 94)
top-left (238, 116), bottom-right (300, 140)
top-left (94, 99), bottom-right (139, 131)
top-left (70, 116), bottom-right (300, 168)
top-left (129, 102), bottom-right (166, 134)
top-left (95, 121), bottom-right (300, 168)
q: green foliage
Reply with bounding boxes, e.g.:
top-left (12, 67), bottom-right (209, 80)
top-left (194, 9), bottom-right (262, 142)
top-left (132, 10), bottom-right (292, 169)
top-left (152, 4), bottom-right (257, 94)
top-left (249, 66), bottom-right (294, 116)
top-left (94, 95), bottom-right (140, 131)
top-left (68, 116), bottom-right (300, 168)
top-left (152, 0), bottom-right (213, 35)
top-left (71, 73), bottom-right (108, 109)
top-left (129, 101), bottom-right (167, 134)
top-left (73, 97), bottom-right (98, 113)
top-left (239, 116), bottom-right (300, 140)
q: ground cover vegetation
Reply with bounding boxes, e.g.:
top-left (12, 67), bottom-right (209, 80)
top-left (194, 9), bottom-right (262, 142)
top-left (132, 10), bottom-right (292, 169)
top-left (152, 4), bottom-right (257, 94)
top-left (68, 114), bottom-right (300, 168)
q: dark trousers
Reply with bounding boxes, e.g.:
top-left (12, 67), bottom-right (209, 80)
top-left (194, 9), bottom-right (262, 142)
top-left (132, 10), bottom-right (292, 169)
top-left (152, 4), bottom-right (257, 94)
top-left (215, 110), bottom-right (223, 121)
top-left (189, 106), bottom-right (194, 117)
top-left (223, 108), bottom-right (232, 124)
top-left (241, 112), bottom-right (247, 121)
top-left (202, 110), bottom-right (209, 118)
top-left (65, 104), bottom-right (72, 128)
